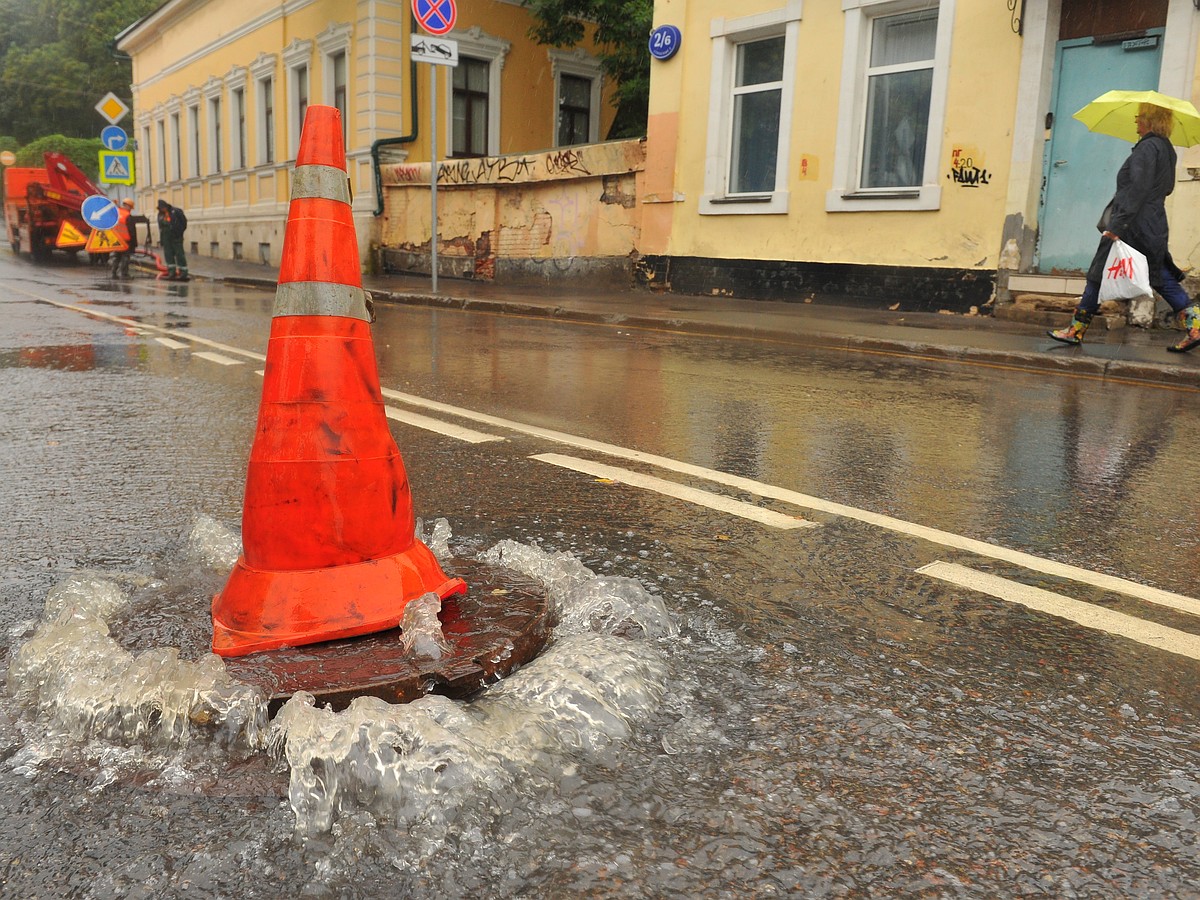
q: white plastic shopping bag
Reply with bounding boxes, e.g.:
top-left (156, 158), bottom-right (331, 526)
top-left (1097, 240), bottom-right (1152, 302)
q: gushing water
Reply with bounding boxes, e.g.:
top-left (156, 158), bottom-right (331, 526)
top-left (4, 516), bottom-right (675, 849)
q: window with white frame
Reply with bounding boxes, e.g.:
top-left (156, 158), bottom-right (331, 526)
top-left (700, 2), bottom-right (801, 216)
top-left (141, 124), bottom-right (152, 184)
top-left (260, 77), bottom-right (275, 164)
top-left (447, 27), bottom-right (510, 158)
top-left (317, 24), bottom-right (352, 145)
top-left (155, 119), bottom-right (166, 186)
top-left (187, 102), bottom-right (200, 178)
top-left (294, 65), bottom-right (309, 139)
top-left (284, 39), bottom-right (313, 158)
top-left (170, 111), bottom-right (181, 181)
top-left (826, 0), bottom-right (954, 212)
top-left (453, 57), bottom-right (490, 157)
top-left (251, 53), bottom-right (278, 166)
top-left (208, 95), bottom-right (222, 174)
top-left (550, 48), bottom-right (602, 146)
top-left (232, 87), bottom-right (246, 169)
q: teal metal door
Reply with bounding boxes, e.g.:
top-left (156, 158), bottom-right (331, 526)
top-left (1037, 33), bottom-right (1164, 273)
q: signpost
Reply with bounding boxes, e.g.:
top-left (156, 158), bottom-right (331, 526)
top-left (101, 125), bottom-right (128, 151)
top-left (412, 0), bottom-right (456, 35)
top-left (412, 0), bottom-right (458, 293)
top-left (94, 92), bottom-right (130, 126)
top-left (99, 150), bottom-right (135, 185)
top-left (81, 194), bottom-right (120, 231)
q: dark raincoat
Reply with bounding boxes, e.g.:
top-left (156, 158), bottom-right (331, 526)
top-left (1088, 132), bottom-right (1179, 289)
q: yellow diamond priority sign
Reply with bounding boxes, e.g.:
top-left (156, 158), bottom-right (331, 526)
top-left (95, 92), bottom-right (129, 126)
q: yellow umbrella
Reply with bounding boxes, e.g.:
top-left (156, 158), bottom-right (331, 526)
top-left (1073, 89), bottom-right (1200, 147)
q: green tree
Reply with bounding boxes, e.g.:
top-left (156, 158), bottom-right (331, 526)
top-left (17, 134), bottom-right (104, 182)
top-left (0, 0), bottom-right (158, 143)
top-left (521, 0), bottom-right (653, 139)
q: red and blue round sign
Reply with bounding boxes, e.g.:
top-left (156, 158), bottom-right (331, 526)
top-left (413, 0), bottom-right (456, 35)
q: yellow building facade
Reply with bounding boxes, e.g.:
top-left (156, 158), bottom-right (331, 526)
top-left (642, 0), bottom-right (1200, 311)
top-left (116, 0), bottom-right (616, 267)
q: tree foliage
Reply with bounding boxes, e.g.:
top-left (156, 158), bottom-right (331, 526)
top-left (16, 134), bottom-right (105, 181)
top-left (0, 0), bottom-right (159, 144)
top-left (521, 0), bottom-right (653, 139)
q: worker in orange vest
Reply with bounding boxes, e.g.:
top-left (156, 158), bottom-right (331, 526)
top-left (110, 198), bottom-right (148, 279)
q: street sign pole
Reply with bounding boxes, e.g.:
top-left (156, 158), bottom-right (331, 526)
top-left (430, 64), bottom-right (438, 294)
top-left (412, 0), bottom-right (457, 293)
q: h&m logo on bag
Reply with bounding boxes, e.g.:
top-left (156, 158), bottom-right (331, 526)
top-left (1107, 255), bottom-right (1137, 280)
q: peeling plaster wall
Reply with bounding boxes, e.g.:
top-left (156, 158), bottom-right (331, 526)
top-left (379, 141), bottom-right (646, 283)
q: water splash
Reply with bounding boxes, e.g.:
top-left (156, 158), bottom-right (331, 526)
top-left (7, 603), bottom-right (267, 753)
top-left (5, 517), bottom-right (674, 848)
top-left (266, 534), bottom-right (673, 844)
top-left (185, 513), bottom-right (242, 570)
top-left (398, 593), bottom-right (451, 658)
top-left (270, 632), bottom-right (667, 847)
top-left (480, 539), bottom-right (677, 639)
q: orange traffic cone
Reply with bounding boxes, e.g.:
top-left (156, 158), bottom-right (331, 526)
top-left (212, 105), bottom-right (466, 657)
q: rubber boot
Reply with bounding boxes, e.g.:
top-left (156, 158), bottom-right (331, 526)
top-left (1168, 304), bottom-right (1200, 353)
top-left (1048, 309), bottom-right (1093, 345)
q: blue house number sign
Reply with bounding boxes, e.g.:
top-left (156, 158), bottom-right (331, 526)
top-left (649, 24), bottom-right (681, 61)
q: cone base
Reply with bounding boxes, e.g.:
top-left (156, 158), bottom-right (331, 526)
top-left (212, 545), bottom-right (468, 658)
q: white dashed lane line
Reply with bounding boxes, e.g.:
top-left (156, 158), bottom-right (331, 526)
top-left (192, 351), bottom-right (243, 366)
top-left (384, 406), bottom-right (504, 444)
top-left (531, 453), bottom-right (816, 530)
top-left (918, 561), bottom-right (1200, 662)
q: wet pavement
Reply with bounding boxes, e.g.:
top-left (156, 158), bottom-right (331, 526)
top-left (168, 254), bottom-right (1200, 391)
top-left (4, 256), bottom-right (1199, 897)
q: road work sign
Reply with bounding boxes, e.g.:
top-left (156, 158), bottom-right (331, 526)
top-left (85, 229), bottom-right (128, 254)
top-left (99, 151), bottom-right (135, 185)
top-left (55, 221), bottom-right (87, 248)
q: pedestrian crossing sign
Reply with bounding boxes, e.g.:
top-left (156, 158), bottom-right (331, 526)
top-left (85, 228), bottom-right (128, 254)
top-left (99, 150), bottom-right (135, 185)
top-left (55, 221), bottom-right (88, 248)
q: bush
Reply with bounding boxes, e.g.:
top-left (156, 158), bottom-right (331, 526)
top-left (15, 135), bottom-right (103, 181)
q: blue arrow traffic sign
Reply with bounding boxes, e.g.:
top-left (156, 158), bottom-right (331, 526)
top-left (101, 125), bottom-right (128, 151)
top-left (81, 194), bottom-right (120, 231)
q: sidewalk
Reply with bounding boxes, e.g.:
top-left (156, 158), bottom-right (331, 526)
top-left (179, 255), bottom-right (1200, 390)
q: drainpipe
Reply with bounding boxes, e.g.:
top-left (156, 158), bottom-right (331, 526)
top-left (371, 10), bottom-right (420, 216)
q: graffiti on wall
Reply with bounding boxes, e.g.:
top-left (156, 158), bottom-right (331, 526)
top-left (947, 146), bottom-right (991, 188)
top-left (439, 155), bottom-right (535, 185)
top-left (545, 149), bottom-right (591, 177)
top-left (382, 141), bottom-right (642, 189)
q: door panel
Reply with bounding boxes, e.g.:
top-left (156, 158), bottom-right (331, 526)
top-left (1037, 34), bottom-right (1163, 274)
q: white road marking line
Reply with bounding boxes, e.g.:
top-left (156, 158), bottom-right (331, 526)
top-left (378, 387), bottom-right (1200, 617)
top-left (155, 337), bottom-right (189, 350)
top-left (385, 406), bottom-right (503, 444)
top-left (532, 453), bottom-right (815, 530)
top-left (192, 351), bottom-right (242, 366)
top-left (16, 291), bottom-right (266, 362)
top-left (917, 561), bottom-right (1200, 662)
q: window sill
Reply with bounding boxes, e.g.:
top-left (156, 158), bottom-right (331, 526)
top-left (825, 185), bottom-right (941, 212)
top-left (699, 191), bottom-right (789, 215)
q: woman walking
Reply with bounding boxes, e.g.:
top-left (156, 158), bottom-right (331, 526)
top-left (1049, 102), bottom-right (1198, 352)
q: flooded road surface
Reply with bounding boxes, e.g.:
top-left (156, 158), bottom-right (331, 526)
top-left (0, 257), bottom-right (1197, 897)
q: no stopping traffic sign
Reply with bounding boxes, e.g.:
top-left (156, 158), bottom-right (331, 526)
top-left (413, 0), bottom-right (456, 35)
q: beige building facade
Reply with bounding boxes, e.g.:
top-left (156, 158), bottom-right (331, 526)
top-left (639, 0), bottom-right (1200, 311)
top-left (116, 0), bottom-right (616, 269)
